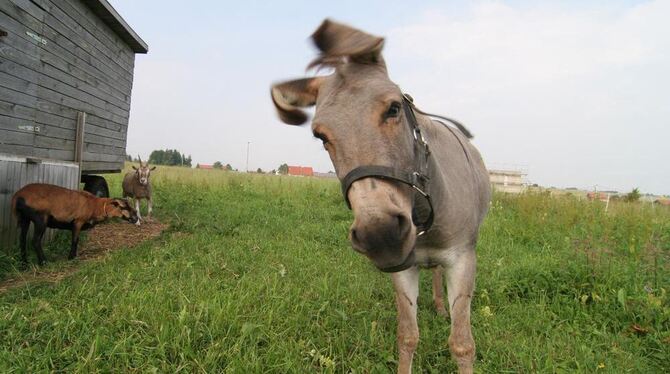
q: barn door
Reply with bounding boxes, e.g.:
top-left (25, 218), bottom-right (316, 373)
top-left (0, 0), bottom-right (46, 158)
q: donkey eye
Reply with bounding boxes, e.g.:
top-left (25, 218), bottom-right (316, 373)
top-left (386, 102), bottom-right (401, 119)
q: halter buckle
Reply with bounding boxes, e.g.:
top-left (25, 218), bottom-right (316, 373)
top-left (410, 173), bottom-right (429, 198)
top-left (413, 128), bottom-right (430, 154)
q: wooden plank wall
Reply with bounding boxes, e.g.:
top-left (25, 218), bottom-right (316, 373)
top-left (0, 156), bottom-right (79, 253)
top-left (0, 0), bottom-right (137, 173)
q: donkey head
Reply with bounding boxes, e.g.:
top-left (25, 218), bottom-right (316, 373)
top-left (272, 19), bottom-right (419, 272)
top-left (132, 156), bottom-right (156, 186)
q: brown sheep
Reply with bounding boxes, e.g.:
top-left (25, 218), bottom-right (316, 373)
top-left (122, 157), bottom-right (155, 225)
top-left (12, 183), bottom-right (139, 265)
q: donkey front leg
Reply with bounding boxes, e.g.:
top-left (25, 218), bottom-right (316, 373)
top-left (446, 249), bottom-right (477, 373)
top-left (391, 266), bottom-right (420, 374)
top-left (432, 266), bottom-right (448, 318)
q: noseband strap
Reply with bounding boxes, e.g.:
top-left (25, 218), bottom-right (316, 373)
top-left (340, 94), bottom-right (435, 236)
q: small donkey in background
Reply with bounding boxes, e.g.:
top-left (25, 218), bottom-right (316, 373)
top-left (122, 156), bottom-right (156, 225)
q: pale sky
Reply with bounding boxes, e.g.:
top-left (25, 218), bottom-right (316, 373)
top-left (112, 0), bottom-right (669, 195)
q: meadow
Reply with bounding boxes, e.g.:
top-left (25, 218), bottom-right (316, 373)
top-left (0, 165), bottom-right (668, 372)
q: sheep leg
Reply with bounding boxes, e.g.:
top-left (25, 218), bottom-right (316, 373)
top-left (32, 218), bottom-right (47, 266)
top-left (147, 198), bottom-right (153, 219)
top-left (18, 216), bottom-right (30, 265)
top-left (68, 222), bottom-right (83, 259)
top-left (135, 198), bottom-right (142, 225)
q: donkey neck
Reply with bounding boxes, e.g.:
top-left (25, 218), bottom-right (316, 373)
top-left (415, 113), bottom-right (483, 245)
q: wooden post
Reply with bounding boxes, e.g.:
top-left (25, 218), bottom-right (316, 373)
top-left (75, 112), bottom-right (86, 185)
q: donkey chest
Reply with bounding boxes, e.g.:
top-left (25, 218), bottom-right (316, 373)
top-left (413, 245), bottom-right (463, 268)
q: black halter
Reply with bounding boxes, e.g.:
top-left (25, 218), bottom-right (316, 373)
top-left (340, 94), bottom-right (435, 236)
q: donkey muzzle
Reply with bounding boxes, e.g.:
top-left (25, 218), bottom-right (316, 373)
top-left (349, 210), bottom-right (416, 272)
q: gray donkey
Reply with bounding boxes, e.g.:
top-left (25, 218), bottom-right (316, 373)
top-left (122, 156), bottom-right (156, 225)
top-left (271, 20), bottom-right (490, 373)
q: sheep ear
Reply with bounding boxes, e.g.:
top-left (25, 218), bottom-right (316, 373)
top-left (308, 19), bottom-right (385, 68)
top-left (132, 165), bottom-right (138, 170)
top-left (271, 77), bottom-right (324, 125)
top-left (150, 166), bottom-right (156, 171)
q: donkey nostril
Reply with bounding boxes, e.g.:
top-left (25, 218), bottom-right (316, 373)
top-left (396, 214), bottom-right (410, 238)
top-left (350, 228), bottom-right (358, 243)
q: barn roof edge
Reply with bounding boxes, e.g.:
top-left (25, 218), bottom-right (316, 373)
top-left (84, 0), bottom-right (149, 54)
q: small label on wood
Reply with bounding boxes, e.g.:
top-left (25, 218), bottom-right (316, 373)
top-left (25, 31), bottom-right (47, 45)
top-left (18, 125), bottom-right (40, 133)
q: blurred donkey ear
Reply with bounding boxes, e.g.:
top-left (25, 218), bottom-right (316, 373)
top-left (270, 77), bottom-right (324, 126)
top-left (308, 18), bottom-right (385, 69)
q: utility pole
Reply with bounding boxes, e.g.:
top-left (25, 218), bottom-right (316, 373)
top-left (246, 141), bottom-right (251, 172)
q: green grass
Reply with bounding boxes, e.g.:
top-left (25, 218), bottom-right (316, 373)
top-left (1, 165), bottom-right (668, 372)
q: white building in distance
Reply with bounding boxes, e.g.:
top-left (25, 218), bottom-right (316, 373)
top-left (489, 169), bottom-right (526, 193)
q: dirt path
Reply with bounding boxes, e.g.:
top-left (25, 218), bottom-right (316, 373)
top-left (0, 220), bottom-right (167, 293)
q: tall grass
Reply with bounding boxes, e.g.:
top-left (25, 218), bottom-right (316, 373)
top-left (0, 165), bottom-right (668, 372)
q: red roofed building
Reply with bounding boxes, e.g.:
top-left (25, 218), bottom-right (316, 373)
top-left (287, 165), bottom-right (314, 177)
top-left (586, 192), bottom-right (609, 202)
top-left (197, 164), bottom-right (214, 170)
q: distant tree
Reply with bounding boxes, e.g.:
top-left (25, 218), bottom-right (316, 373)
top-left (125, 154), bottom-right (132, 161)
top-left (270, 169), bottom-right (276, 175)
top-left (278, 163), bottom-right (289, 175)
top-left (148, 149), bottom-right (191, 166)
top-left (213, 161), bottom-right (223, 169)
top-left (196, 163), bottom-right (200, 169)
top-left (624, 188), bottom-right (641, 202)
top-left (225, 164), bottom-right (233, 171)
top-left (256, 168), bottom-right (264, 174)
top-left (170, 151), bottom-right (181, 165)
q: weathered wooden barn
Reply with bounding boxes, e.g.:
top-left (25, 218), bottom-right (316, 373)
top-left (0, 0), bottom-right (147, 250)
